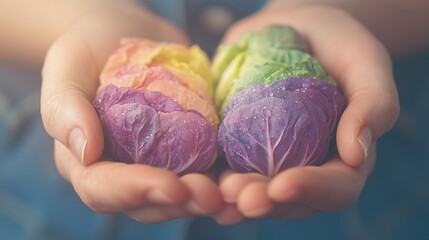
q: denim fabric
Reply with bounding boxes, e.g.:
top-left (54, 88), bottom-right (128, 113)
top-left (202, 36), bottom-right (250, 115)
top-left (2, 1), bottom-right (428, 239)
top-left (186, 53), bottom-right (429, 240)
top-left (0, 67), bottom-right (191, 240)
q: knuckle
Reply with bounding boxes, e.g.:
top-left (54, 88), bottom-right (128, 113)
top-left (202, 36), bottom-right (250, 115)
top-left (379, 90), bottom-right (400, 132)
top-left (40, 92), bottom-right (65, 137)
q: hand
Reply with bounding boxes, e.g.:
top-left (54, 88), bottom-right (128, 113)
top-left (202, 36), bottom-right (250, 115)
top-left (214, 4), bottom-right (399, 224)
top-left (40, 3), bottom-right (222, 223)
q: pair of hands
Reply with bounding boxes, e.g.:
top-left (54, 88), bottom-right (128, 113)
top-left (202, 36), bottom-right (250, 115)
top-left (40, 3), bottom-right (399, 225)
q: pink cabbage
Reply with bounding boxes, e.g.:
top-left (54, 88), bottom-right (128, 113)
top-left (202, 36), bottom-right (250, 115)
top-left (94, 85), bottom-right (217, 174)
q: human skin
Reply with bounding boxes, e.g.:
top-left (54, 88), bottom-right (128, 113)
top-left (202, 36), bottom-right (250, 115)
top-left (5, 0), bottom-right (427, 224)
top-left (0, 0), bottom-right (114, 67)
top-left (39, 2), bottom-right (222, 223)
top-left (266, 0), bottom-right (429, 58)
top-left (214, 2), bottom-right (403, 224)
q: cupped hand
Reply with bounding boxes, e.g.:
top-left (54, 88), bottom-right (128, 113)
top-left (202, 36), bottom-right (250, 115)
top-left (40, 4), bottom-right (222, 223)
top-left (54, 141), bottom-right (221, 223)
top-left (214, 4), bottom-right (399, 224)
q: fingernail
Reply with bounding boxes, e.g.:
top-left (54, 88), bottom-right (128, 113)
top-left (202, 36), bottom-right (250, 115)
top-left (148, 190), bottom-right (174, 204)
top-left (187, 200), bottom-right (206, 214)
top-left (68, 127), bottom-right (87, 164)
top-left (358, 127), bottom-right (373, 161)
top-left (245, 205), bottom-right (272, 218)
top-left (214, 203), bottom-right (244, 225)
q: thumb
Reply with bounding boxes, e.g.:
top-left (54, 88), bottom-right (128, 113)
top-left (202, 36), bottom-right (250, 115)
top-left (220, 18), bottom-right (257, 45)
top-left (41, 37), bottom-right (104, 166)
top-left (304, 18), bottom-right (400, 168)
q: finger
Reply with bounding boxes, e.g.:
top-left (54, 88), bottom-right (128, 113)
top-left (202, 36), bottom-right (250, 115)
top-left (127, 174), bottom-right (224, 223)
top-left (55, 141), bottom-right (189, 213)
top-left (237, 181), bottom-right (273, 218)
top-left (219, 170), bottom-right (269, 203)
top-left (268, 156), bottom-right (369, 212)
top-left (216, 171), bottom-right (318, 221)
top-left (41, 36), bottom-right (103, 165)
top-left (297, 10), bottom-right (399, 167)
top-left (180, 173), bottom-right (223, 215)
top-left (221, 20), bottom-right (251, 44)
top-left (213, 203), bottom-right (244, 225)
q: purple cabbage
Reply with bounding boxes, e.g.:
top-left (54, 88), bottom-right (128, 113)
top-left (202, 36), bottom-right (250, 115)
top-left (93, 85), bottom-right (217, 174)
top-left (219, 77), bottom-right (345, 177)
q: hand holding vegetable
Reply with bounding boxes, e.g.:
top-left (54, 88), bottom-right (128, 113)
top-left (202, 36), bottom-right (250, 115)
top-left (214, 25), bottom-right (345, 177)
top-left (93, 38), bottom-right (218, 175)
top-left (40, 3), bottom-right (222, 223)
top-left (214, 3), bottom-right (399, 224)
top-left (39, 1), bottom-right (399, 225)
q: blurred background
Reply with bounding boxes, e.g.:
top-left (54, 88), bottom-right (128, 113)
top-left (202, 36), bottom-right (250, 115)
top-left (1, 0), bottom-right (428, 239)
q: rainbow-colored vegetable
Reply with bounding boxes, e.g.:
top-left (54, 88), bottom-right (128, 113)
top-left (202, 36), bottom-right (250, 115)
top-left (213, 25), bottom-right (345, 177)
top-left (93, 39), bottom-right (218, 175)
top-left (94, 25), bottom-right (345, 177)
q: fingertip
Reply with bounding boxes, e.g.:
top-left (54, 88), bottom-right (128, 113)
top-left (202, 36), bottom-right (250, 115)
top-left (220, 24), bottom-right (241, 45)
top-left (219, 172), bottom-right (268, 203)
top-left (41, 92), bottom-right (104, 167)
top-left (357, 126), bottom-right (373, 162)
top-left (220, 17), bottom-right (257, 44)
top-left (219, 169), bottom-right (235, 182)
top-left (237, 182), bottom-right (272, 218)
top-left (41, 87), bottom-right (104, 166)
top-left (268, 168), bottom-right (305, 203)
top-left (336, 104), bottom-right (372, 168)
top-left (214, 203), bottom-right (244, 225)
top-left (219, 172), bottom-right (242, 203)
top-left (67, 98), bottom-right (104, 166)
top-left (181, 174), bottom-right (223, 215)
